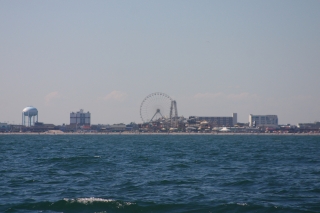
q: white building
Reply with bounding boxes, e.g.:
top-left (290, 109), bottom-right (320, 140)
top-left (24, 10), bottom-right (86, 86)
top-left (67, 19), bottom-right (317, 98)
top-left (70, 109), bottom-right (90, 126)
top-left (189, 113), bottom-right (237, 127)
top-left (249, 114), bottom-right (278, 128)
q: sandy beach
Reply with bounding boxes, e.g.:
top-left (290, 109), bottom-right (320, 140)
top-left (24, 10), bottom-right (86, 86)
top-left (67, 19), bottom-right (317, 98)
top-left (1, 130), bottom-right (320, 136)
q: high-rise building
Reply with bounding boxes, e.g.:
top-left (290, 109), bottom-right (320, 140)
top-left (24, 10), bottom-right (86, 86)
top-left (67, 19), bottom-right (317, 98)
top-left (70, 109), bottom-right (90, 126)
top-left (249, 114), bottom-right (278, 127)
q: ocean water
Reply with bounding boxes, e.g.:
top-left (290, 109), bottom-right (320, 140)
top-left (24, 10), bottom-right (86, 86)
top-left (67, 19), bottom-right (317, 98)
top-left (0, 135), bottom-right (320, 213)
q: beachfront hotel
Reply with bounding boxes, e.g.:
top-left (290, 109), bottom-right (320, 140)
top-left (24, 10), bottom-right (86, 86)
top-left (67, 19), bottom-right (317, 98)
top-left (188, 113), bottom-right (237, 127)
top-left (70, 109), bottom-right (91, 126)
top-left (249, 114), bottom-right (278, 128)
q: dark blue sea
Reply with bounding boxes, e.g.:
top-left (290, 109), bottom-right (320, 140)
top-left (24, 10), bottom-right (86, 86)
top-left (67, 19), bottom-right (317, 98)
top-left (1, 135), bottom-right (320, 213)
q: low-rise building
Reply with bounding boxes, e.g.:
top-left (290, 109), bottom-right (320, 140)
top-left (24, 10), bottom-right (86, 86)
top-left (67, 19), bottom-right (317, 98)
top-left (0, 123), bottom-right (9, 132)
top-left (297, 122), bottom-right (320, 130)
top-left (249, 114), bottom-right (278, 128)
top-left (188, 113), bottom-right (237, 127)
top-left (109, 124), bottom-right (126, 132)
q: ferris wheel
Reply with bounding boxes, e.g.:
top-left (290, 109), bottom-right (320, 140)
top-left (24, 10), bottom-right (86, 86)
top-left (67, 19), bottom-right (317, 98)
top-left (140, 92), bottom-right (173, 123)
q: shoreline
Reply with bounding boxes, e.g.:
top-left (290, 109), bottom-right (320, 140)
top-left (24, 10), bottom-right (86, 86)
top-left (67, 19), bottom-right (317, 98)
top-left (1, 131), bottom-right (320, 136)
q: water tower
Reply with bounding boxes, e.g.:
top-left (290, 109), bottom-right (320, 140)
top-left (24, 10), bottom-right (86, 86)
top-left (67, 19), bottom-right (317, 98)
top-left (22, 107), bottom-right (38, 126)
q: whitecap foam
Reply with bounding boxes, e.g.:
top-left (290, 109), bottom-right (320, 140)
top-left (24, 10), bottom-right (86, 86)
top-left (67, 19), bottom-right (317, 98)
top-left (63, 197), bottom-right (135, 206)
top-left (236, 202), bottom-right (248, 206)
top-left (64, 197), bottom-right (114, 204)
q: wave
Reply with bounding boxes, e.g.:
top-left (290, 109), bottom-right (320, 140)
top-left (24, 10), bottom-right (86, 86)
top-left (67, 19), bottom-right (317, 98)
top-left (2, 198), bottom-right (315, 213)
top-left (3, 197), bottom-right (135, 213)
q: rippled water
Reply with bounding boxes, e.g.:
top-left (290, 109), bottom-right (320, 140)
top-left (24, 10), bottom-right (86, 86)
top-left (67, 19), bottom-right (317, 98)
top-left (1, 135), bottom-right (320, 213)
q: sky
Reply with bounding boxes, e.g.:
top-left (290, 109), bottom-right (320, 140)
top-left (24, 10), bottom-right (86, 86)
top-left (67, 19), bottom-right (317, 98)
top-left (1, 0), bottom-right (320, 125)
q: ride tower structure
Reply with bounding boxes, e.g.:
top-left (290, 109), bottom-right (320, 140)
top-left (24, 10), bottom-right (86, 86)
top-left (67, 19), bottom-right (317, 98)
top-left (170, 100), bottom-right (178, 128)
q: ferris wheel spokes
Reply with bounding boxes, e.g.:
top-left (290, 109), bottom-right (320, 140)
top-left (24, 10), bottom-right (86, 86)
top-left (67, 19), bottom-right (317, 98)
top-left (140, 92), bottom-right (178, 128)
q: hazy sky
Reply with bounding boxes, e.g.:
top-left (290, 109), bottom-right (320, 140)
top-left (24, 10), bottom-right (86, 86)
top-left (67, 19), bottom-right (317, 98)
top-left (1, 0), bottom-right (320, 125)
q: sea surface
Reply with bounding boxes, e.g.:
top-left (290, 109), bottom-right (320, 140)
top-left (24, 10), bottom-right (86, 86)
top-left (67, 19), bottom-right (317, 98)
top-left (1, 135), bottom-right (320, 213)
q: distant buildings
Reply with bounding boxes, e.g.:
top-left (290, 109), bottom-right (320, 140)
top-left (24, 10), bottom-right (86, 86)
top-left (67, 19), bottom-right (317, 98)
top-left (0, 123), bottom-right (9, 131)
top-left (3, 104), bottom-right (318, 133)
top-left (297, 122), bottom-right (320, 130)
top-left (109, 124), bottom-right (126, 132)
top-left (70, 109), bottom-right (91, 126)
top-left (249, 114), bottom-right (278, 128)
top-left (188, 113), bottom-right (237, 127)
